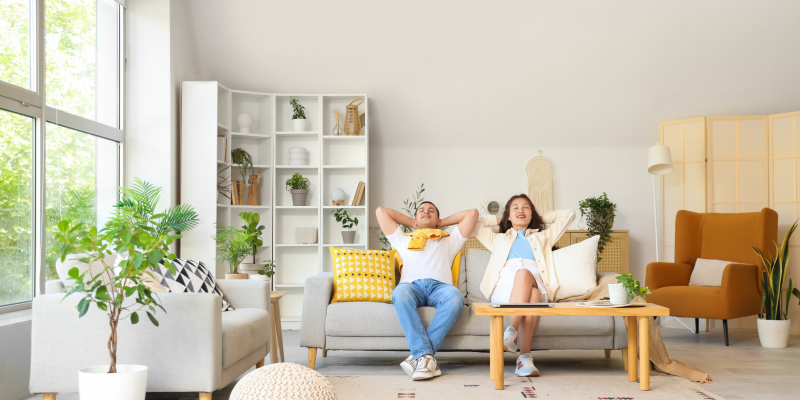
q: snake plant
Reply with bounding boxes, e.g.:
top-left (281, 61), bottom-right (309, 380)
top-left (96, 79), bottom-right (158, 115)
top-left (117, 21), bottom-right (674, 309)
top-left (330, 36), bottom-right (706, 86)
top-left (753, 220), bottom-right (800, 320)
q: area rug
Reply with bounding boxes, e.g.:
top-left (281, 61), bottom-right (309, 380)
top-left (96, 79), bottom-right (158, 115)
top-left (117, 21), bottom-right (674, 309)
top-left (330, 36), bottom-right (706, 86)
top-left (327, 374), bottom-right (726, 400)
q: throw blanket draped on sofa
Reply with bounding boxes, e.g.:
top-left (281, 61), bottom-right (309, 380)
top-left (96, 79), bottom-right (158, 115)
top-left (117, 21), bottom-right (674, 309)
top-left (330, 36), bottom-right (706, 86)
top-left (562, 274), bottom-right (714, 383)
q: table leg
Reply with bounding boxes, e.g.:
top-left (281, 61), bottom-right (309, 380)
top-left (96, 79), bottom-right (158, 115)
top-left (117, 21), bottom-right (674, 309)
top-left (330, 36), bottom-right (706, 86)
top-left (489, 315), bottom-right (496, 382)
top-left (492, 316), bottom-right (504, 390)
top-left (639, 316), bottom-right (650, 391)
top-left (270, 302), bottom-right (279, 364)
top-left (274, 302), bottom-right (285, 362)
top-left (627, 316), bottom-right (638, 382)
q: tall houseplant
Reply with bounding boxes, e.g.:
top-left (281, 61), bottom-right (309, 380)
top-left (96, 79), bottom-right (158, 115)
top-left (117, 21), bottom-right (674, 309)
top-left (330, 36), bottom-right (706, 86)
top-left (753, 220), bottom-right (800, 348)
top-left (579, 192), bottom-right (617, 262)
top-left (213, 225), bottom-right (253, 279)
top-left (238, 212), bottom-right (266, 275)
top-left (286, 172), bottom-right (311, 206)
top-left (54, 179), bottom-right (198, 399)
top-left (290, 97), bottom-right (309, 132)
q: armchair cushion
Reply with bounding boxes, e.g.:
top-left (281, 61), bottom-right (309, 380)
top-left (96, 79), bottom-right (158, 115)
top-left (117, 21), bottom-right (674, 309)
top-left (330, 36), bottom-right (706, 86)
top-left (689, 258), bottom-right (743, 287)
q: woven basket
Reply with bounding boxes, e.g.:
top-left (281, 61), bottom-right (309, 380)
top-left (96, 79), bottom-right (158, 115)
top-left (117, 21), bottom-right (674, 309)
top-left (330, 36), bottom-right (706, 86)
top-left (344, 99), bottom-right (363, 136)
top-left (296, 227), bottom-right (318, 244)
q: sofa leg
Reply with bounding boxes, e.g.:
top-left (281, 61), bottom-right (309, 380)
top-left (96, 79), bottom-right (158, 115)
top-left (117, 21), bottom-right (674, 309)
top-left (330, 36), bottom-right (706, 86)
top-left (322, 349), bottom-right (328, 357)
top-left (199, 393), bottom-right (212, 400)
top-left (42, 394), bottom-right (57, 400)
top-left (256, 358), bottom-right (264, 368)
top-left (723, 319), bottom-right (729, 346)
top-left (695, 318), bottom-right (699, 334)
top-left (308, 347), bottom-right (317, 369)
top-left (604, 349), bottom-right (611, 358)
top-left (621, 349), bottom-right (628, 372)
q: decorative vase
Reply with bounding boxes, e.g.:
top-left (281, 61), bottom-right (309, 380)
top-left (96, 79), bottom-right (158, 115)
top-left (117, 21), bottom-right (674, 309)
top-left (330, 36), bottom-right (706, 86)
top-left (79, 365), bottom-right (147, 400)
top-left (292, 119), bottom-right (310, 132)
top-left (249, 274), bottom-right (270, 282)
top-left (231, 180), bottom-right (245, 205)
top-left (341, 230), bottom-right (356, 244)
top-left (239, 263), bottom-right (266, 276)
top-left (288, 147), bottom-right (309, 165)
top-left (290, 189), bottom-right (309, 206)
top-left (757, 319), bottom-right (791, 348)
top-left (237, 112), bottom-right (253, 133)
top-left (225, 273), bottom-right (249, 280)
top-left (608, 283), bottom-right (628, 305)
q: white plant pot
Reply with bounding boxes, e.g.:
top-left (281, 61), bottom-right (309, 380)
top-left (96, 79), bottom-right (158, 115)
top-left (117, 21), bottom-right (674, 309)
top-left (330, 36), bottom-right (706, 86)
top-left (249, 274), bottom-right (271, 282)
top-left (79, 364), bottom-right (147, 400)
top-left (757, 318), bottom-right (791, 348)
top-left (239, 263), bottom-right (266, 276)
top-left (292, 119), bottom-right (310, 132)
top-left (608, 283), bottom-right (629, 305)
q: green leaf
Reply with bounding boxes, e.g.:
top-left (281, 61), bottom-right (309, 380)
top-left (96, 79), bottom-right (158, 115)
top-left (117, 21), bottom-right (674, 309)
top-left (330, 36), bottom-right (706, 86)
top-left (77, 297), bottom-right (91, 318)
top-left (97, 302), bottom-right (108, 311)
top-left (68, 267), bottom-right (80, 279)
top-left (146, 311), bottom-right (159, 327)
top-left (95, 286), bottom-right (111, 301)
top-left (125, 286), bottom-right (137, 298)
top-left (147, 250), bottom-right (163, 265)
top-left (58, 220), bottom-right (70, 232)
top-left (131, 312), bottom-right (139, 324)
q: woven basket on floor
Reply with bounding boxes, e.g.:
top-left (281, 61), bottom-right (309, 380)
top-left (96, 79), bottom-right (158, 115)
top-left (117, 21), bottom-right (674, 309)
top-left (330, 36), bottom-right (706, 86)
top-left (230, 363), bottom-right (337, 400)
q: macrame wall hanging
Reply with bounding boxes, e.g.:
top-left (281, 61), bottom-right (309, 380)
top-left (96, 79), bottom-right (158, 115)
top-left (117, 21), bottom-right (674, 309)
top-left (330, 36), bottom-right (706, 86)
top-left (526, 153), bottom-right (554, 214)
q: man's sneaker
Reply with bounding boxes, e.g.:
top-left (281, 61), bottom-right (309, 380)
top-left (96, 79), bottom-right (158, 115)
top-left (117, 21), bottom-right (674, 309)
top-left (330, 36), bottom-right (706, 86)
top-left (515, 353), bottom-right (540, 377)
top-left (503, 326), bottom-right (519, 353)
top-left (400, 355), bottom-right (415, 376)
top-left (411, 355), bottom-right (441, 381)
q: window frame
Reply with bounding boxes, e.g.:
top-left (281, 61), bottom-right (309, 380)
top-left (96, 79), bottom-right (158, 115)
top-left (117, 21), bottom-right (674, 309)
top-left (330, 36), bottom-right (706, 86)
top-left (0, 0), bottom-right (126, 313)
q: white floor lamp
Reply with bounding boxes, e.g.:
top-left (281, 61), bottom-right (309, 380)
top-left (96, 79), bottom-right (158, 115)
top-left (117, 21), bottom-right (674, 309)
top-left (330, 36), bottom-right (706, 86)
top-left (648, 143), bottom-right (673, 262)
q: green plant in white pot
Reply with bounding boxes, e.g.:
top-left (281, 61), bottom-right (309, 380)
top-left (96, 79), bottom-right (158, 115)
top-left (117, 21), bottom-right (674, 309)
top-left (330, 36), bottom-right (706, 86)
top-left (252, 259), bottom-right (276, 282)
top-left (213, 224), bottom-right (254, 279)
top-left (609, 273), bottom-right (650, 305)
top-left (54, 178), bottom-right (198, 400)
top-left (238, 211), bottom-right (265, 275)
top-left (290, 97), bottom-right (310, 132)
top-left (332, 208), bottom-right (359, 244)
top-left (286, 172), bottom-right (311, 206)
top-left (753, 220), bottom-right (800, 348)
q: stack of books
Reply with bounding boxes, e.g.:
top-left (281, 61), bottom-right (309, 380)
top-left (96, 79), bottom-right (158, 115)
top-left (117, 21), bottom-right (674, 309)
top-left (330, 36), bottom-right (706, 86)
top-left (350, 181), bottom-right (365, 206)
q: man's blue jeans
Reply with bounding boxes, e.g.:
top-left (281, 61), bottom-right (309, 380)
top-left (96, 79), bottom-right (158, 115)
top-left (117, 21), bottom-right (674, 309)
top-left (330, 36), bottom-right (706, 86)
top-left (391, 279), bottom-right (464, 359)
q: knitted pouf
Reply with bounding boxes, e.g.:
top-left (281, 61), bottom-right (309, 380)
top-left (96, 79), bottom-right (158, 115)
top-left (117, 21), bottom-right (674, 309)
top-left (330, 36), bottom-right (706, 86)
top-left (230, 363), bottom-right (337, 400)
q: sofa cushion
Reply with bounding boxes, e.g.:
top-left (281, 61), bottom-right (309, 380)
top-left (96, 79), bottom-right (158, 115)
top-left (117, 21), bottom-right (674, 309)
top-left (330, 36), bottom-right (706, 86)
top-left (457, 253), bottom-right (467, 298)
top-left (158, 259), bottom-right (234, 311)
top-left (325, 302), bottom-right (471, 337)
top-left (552, 235), bottom-right (599, 300)
top-left (467, 306), bottom-right (614, 336)
top-left (221, 308), bottom-right (271, 369)
top-left (465, 248), bottom-right (492, 305)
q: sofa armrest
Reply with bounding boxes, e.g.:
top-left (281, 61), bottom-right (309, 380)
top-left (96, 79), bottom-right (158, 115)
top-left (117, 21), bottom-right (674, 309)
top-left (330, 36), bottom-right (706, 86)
top-left (31, 292), bottom-right (222, 394)
top-left (216, 279), bottom-right (271, 310)
top-left (720, 263), bottom-right (761, 312)
top-left (645, 262), bottom-right (693, 291)
top-left (301, 273), bottom-right (334, 349)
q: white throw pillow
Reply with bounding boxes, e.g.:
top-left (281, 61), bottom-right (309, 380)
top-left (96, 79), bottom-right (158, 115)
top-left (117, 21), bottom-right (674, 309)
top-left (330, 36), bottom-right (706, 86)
top-left (552, 235), bottom-right (600, 300)
top-left (55, 253), bottom-right (117, 288)
top-left (689, 258), bottom-right (742, 287)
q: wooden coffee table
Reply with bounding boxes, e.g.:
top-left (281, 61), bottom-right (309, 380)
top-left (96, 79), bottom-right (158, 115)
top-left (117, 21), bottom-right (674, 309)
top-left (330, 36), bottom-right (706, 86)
top-left (472, 303), bottom-right (669, 391)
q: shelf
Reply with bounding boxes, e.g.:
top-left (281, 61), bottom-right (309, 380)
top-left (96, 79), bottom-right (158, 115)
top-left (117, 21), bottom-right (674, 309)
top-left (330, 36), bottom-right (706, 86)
top-left (274, 283), bottom-right (305, 288)
top-left (216, 204), bottom-right (229, 208)
top-left (322, 135), bottom-right (365, 140)
top-left (230, 205), bottom-right (271, 209)
top-left (218, 123), bottom-right (229, 131)
top-left (322, 206), bottom-right (365, 210)
top-left (275, 131), bottom-right (319, 136)
top-left (231, 132), bottom-right (271, 139)
top-left (231, 163), bottom-right (271, 169)
top-left (274, 243), bottom-right (318, 248)
top-left (274, 206), bottom-right (319, 210)
top-left (217, 160), bottom-right (229, 165)
top-left (323, 243), bottom-right (366, 247)
top-left (323, 165), bottom-right (365, 169)
top-left (275, 165), bottom-right (317, 169)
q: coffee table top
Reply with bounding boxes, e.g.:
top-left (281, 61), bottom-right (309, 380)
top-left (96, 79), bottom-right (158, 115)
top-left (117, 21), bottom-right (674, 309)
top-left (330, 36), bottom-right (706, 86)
top-left (271, 291), bottom-right (287, 301)
top-left (472, 302), bottom-right (669, 317)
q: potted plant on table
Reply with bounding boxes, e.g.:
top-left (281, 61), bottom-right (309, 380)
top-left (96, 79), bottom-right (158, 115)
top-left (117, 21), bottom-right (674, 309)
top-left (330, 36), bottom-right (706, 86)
top-left (290, 97), bottom-right (309, 132)
top-left (213, 225), bottom-right (253, 279)
top-left (53, 178), bottom-right (198, 400)
top-left (252, 259), bottom-right (276, 282)
top-left (579, 192), bottom-right (617, 262)
top-left (286, 172), bottom-right (311, 206)
top-left (238, 212), bottom-right (266, 275)
top-left (609, 273), bottom-right (651, 305)
top-left (754, 220), bottom-right (800, 348)
top-left (332, 208), bottom-right (359, 244)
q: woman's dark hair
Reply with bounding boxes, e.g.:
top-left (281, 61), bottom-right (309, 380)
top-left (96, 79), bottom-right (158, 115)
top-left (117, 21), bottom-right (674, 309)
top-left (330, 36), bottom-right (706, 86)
top-left (498, 194), bottom-right (545, 233)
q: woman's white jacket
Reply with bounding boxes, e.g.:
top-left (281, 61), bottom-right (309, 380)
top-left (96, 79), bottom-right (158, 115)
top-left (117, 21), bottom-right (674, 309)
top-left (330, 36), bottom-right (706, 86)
top-left (474, 210), bottom-right (576, 301)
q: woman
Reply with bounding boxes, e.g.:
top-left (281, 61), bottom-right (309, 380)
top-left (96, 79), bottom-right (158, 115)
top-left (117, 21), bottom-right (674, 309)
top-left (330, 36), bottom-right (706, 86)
top-left (474, 194), bottom-right (575, 377)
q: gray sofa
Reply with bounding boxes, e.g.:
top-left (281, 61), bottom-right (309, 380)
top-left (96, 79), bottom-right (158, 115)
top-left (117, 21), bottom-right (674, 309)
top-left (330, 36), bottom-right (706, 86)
top-left (30, 279), bottom-right (271, 400)
top-left (301, 248), bottom-right (626, 368)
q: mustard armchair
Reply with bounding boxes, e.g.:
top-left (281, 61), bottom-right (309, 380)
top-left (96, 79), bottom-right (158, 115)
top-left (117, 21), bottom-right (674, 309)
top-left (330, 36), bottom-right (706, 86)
top-left (645, 208), bottom-right (778, 346)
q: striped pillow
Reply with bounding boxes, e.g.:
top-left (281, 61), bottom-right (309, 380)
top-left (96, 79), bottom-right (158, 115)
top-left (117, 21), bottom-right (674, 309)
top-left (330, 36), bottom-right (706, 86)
top-left (157, 259), bottom-right (234, 311)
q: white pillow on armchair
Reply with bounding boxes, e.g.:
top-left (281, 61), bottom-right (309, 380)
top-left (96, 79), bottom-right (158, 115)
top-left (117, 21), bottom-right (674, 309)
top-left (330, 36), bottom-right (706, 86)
top-left (552, 235), bottom-right (600, 300)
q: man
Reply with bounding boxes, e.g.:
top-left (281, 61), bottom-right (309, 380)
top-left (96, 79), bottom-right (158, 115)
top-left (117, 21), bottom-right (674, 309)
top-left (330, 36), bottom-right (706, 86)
top-left (376, 202), bottom-right (479, 381)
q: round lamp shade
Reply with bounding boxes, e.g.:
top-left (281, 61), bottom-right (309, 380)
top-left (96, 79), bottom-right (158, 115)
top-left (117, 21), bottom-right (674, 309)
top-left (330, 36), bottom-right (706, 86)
top-left (331, 188), bottom-right (346, 202)
top-left (648, 144), bottom-right (674, 175)
top-left (237, 113), bottom-right (253, 133)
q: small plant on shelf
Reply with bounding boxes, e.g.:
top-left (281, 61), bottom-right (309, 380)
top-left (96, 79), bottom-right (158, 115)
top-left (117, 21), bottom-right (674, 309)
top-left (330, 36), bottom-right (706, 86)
top-left (231, 148), bottom-right (254, 204)
top-left (615, 273), bottom-right (651, 301)
top-left (239, 212), bottom-right (265, 261)
top-left (258, 259), bottom-right (277, 278)
top-left (290, 97), bottom-right (306, 120)
top-left (213, 225), bottom-right (253, 276)
top-left (286, 172), bottom-right (311, 206)
top-left (579, 192), bottom-right (617, 262)
top-left (332, 208), bottom-right (359, 244)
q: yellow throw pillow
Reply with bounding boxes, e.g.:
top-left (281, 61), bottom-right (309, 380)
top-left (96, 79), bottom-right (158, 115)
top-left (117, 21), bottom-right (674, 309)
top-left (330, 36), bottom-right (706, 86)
top-left (330, 248), bottom-right (397, 303)
top-left (395, 250), bottom-right (462, 286)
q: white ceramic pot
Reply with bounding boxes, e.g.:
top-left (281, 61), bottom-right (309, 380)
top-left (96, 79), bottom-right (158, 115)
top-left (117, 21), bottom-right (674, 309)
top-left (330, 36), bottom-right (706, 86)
top-left (757, 318), bottom-right (791, 348)
top-left (249, 274), bottom-right (270, 282)
top-left (239, 263), bottom-right (266, 276)
top-left (341, 230), bottom-right (356, 244)
top-left (79, 364), bottom-right (147, 400)
top-left (237, 112), bottom-right (253, 133)
top-left (292, 119), bottom-right (310, 132)
top-left (608, 283), bottom-right (629, 305)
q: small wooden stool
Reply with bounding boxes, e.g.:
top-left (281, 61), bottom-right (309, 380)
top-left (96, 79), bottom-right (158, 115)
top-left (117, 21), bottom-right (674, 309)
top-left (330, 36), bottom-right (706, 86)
top-left (270, 291), bottom-right (287, 363)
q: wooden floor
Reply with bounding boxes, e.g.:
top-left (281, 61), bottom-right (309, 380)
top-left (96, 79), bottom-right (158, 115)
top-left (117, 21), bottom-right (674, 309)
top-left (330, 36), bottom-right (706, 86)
top-left (25, 327), bottom-right (800, 400)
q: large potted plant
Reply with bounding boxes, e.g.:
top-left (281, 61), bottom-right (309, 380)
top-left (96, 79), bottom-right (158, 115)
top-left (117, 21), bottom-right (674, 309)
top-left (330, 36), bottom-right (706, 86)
top-left (238, 211), bottom-right (266, 275)
top-left (286, 172), bottom-right (310, 206)
top-left (579, 192), bottom-right (617, 262)
top-left (754, 220), bottom-right (800, 348)
top-left (332, 208), bottom-right (359, 244)
top-left (213, 225), bottom-right (253, 279)
top-left (54, 178), bottom-right (198, 400)
top-left (290, 97), bottom-right (309, 132)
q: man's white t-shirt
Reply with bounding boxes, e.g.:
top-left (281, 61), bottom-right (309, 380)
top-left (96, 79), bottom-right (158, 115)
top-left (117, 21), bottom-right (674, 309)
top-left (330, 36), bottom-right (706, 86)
top-left (387, 226), bottom-right (468, 285)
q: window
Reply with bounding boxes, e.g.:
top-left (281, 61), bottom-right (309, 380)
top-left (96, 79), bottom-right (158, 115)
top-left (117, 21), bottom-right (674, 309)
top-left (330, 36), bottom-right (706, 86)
top-left (0, 0), bottom-right (125, 311)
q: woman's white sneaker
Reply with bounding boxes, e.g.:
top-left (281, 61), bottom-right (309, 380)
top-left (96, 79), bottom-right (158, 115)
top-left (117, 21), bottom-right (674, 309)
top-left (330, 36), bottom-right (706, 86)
top-left (503, 326), bottom-right (519, 353)
top-left (515, 353), bottom-right (540, 377)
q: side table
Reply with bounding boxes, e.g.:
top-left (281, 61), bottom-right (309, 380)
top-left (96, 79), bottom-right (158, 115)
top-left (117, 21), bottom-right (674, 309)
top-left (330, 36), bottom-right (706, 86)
top-left (270, 291), bottom-right (287, 363)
